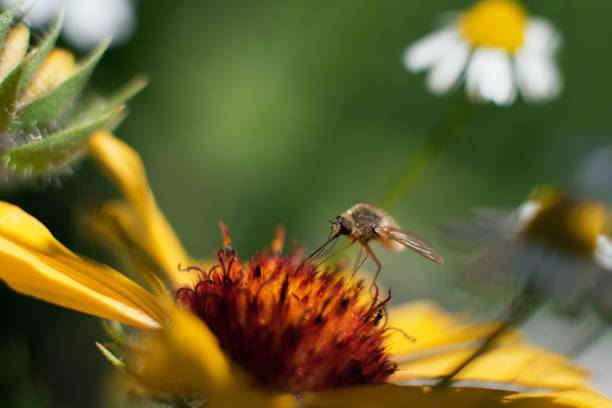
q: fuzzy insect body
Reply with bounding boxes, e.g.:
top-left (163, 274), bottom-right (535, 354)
top-left (309, 202), bottom-right (445, 283)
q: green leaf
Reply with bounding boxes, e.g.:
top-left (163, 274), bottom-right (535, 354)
top-left (71, 75), bottom-right (147, 133)
top-left (95, 342), bottom-right (126, 370)
top-left (77, 76), bottom-right (149, 118)
top-left (102, 320), bottom-right (131, 345)
top-left (104, 75), bottom-right (148, 111)
top-left (75, 75), bottom-right (147, 124)
top-left (18, 12), bottom-right (63, 93)
top-left (0, 57), bottom-right (27, 132)
top-left (105, 108), bottom-right (129, 133)
top-left (16, 40), bottom-right (110, 129)
top-left (1, 107), bottom-right (119, 178)
top-left (0, 1), bottom-right (22, 50)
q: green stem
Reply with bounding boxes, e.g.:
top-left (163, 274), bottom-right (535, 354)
top-left (435, 290), bottom-right (539, 389)
top-left (380, 96), bottom-right (471, 210)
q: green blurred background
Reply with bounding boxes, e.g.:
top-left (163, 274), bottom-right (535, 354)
top-left (1, 1), bottom-right (612, 406)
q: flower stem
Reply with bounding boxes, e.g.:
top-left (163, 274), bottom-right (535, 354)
top-left (380, 96), bottom-right (471, 211)
top-left (435, 289), bottom-right (539, 389)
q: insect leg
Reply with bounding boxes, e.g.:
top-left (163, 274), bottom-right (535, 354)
top-left (324, 235), bottom-right (340, 256)
top-left (361, 242), bottom-right (382, 286)
top-left (343, 248), bottom-right (368, 292)
top-left (352, 246), bottom-right (364, 270)
top-left (351, 249), bottom-right (369, 280)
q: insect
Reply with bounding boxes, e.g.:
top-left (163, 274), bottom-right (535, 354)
top-left (307, 202), bottom-right (445, 282)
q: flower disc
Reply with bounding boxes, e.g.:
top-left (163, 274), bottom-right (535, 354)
top-left (176, 249), bottom-right (396, 393)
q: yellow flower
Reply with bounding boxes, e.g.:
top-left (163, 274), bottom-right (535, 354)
top-left (0, 132), bottom-right (609, 407)
top-left (404, 0), bottom-right (562, 105)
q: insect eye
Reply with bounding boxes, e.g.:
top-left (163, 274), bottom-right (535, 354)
top-left (339, 218), bottom-right (352, 235)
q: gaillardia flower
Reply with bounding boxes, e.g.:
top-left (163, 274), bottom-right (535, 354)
top-left (0, 5), bottom-right (144, 184)
top-left (175, 233), bottom-right (396, 394)
top-left (455, 187), bottom-right (612, 316)
top-left (404, 0), bottom-right (561, 105)
top-left (0, 133), bottom-right (610, 407)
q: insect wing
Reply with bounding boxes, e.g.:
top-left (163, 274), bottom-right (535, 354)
top-left (376, 226), bottom-right (445, 264)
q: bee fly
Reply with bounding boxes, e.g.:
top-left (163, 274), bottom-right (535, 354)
top-left (307, 202), bottom-right (445, 282)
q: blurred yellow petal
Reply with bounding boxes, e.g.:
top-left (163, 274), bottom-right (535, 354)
top-left (0, 24), bottom-right (29, 81)
top-left (504, 390), bottom-right (612, 408)
top-left (391, 344), bottom-right (589, 391)
top-left (306, 385), bottom-right (612, 408)
top-left (80, 200), bottom-right (174, 298)
top-left (386, 301), bottom-right (589, 391)
top-left (20, 48), bottom-right (75, 105)
top-left (127, 306), bottom-right (295, 407)
top-left (88, 131), bottom-right (191, 288)
top-left (90, 200), bottom-right (205, 288)
top-left (0, 201), bottom-right (165, 329)
top-left (385, 301), bottom-right (517, 356)
top-left (304, 384), bottom-right (514, 408)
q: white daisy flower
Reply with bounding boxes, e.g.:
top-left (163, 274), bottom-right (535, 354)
top-left (1, 0), bottom-right (136, 50)
top-left (404, 0), bottom-right (562, 105)
top-left (449, 188), bottom-right (612, 317)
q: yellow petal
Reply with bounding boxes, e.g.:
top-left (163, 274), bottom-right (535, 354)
top-left (0, 201), bottom-right (165, 329)
top-left (88, 131), bottom-right (191, 288)
top-left (386, 301), bottom-right (589, 391)
top-left (79, 200), bottom-right (173, 297)
top-left (127, 307), bottom-right (230, 394)
top-left (304, 384), bottom-right (514, 408)
top-left (306, 385), bottom-right (612, 408)
top-left (504, 390), bottom-right (612, 408)
top-left (0, 24), bottom-right (29, 82)
top-left (89, 200), bottom-right (207, 289)
top-left (20, 48), bottom-right (75, 105)
top-left (127, 306), bottom-right (295, 407)
top-left (385, 301), bottom-right (518, 356)
top-left (391, 344), bottom-right (589, 391)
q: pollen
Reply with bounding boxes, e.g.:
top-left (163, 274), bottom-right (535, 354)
top-left (175, 226), bottom-right (396, 393)
top-left (459, 0), bottom-right (527, 52)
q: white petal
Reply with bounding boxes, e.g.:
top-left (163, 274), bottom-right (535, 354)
top-left (0, 0), bottom-right (62, 26)
top-left (465, 48), bottom-right (516, 106)
top-left (465, 51), bottom-right (486, 100)
top-left (595, 234), bottom-right (612, 271)
top-left (63, 0), bottom-right (136, 50)
top-left (425, 40), bottom-right (470, 95)
top-left (515, 51), bottom-right (562, 102)
top-left (514, 200), bottom-right (541, 233)
top-left (522, 17), bottom-right (561, 55)
top-left (403, 27), bottom-right (461, 72)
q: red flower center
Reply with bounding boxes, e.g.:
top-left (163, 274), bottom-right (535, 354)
top-left (176, 239), bottom-right (396, 393)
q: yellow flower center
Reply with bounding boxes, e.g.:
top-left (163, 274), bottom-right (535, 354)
top-left (522, 190), bottom-right (608, 257)
top-left (459, 0), bottom-right (527, 52)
